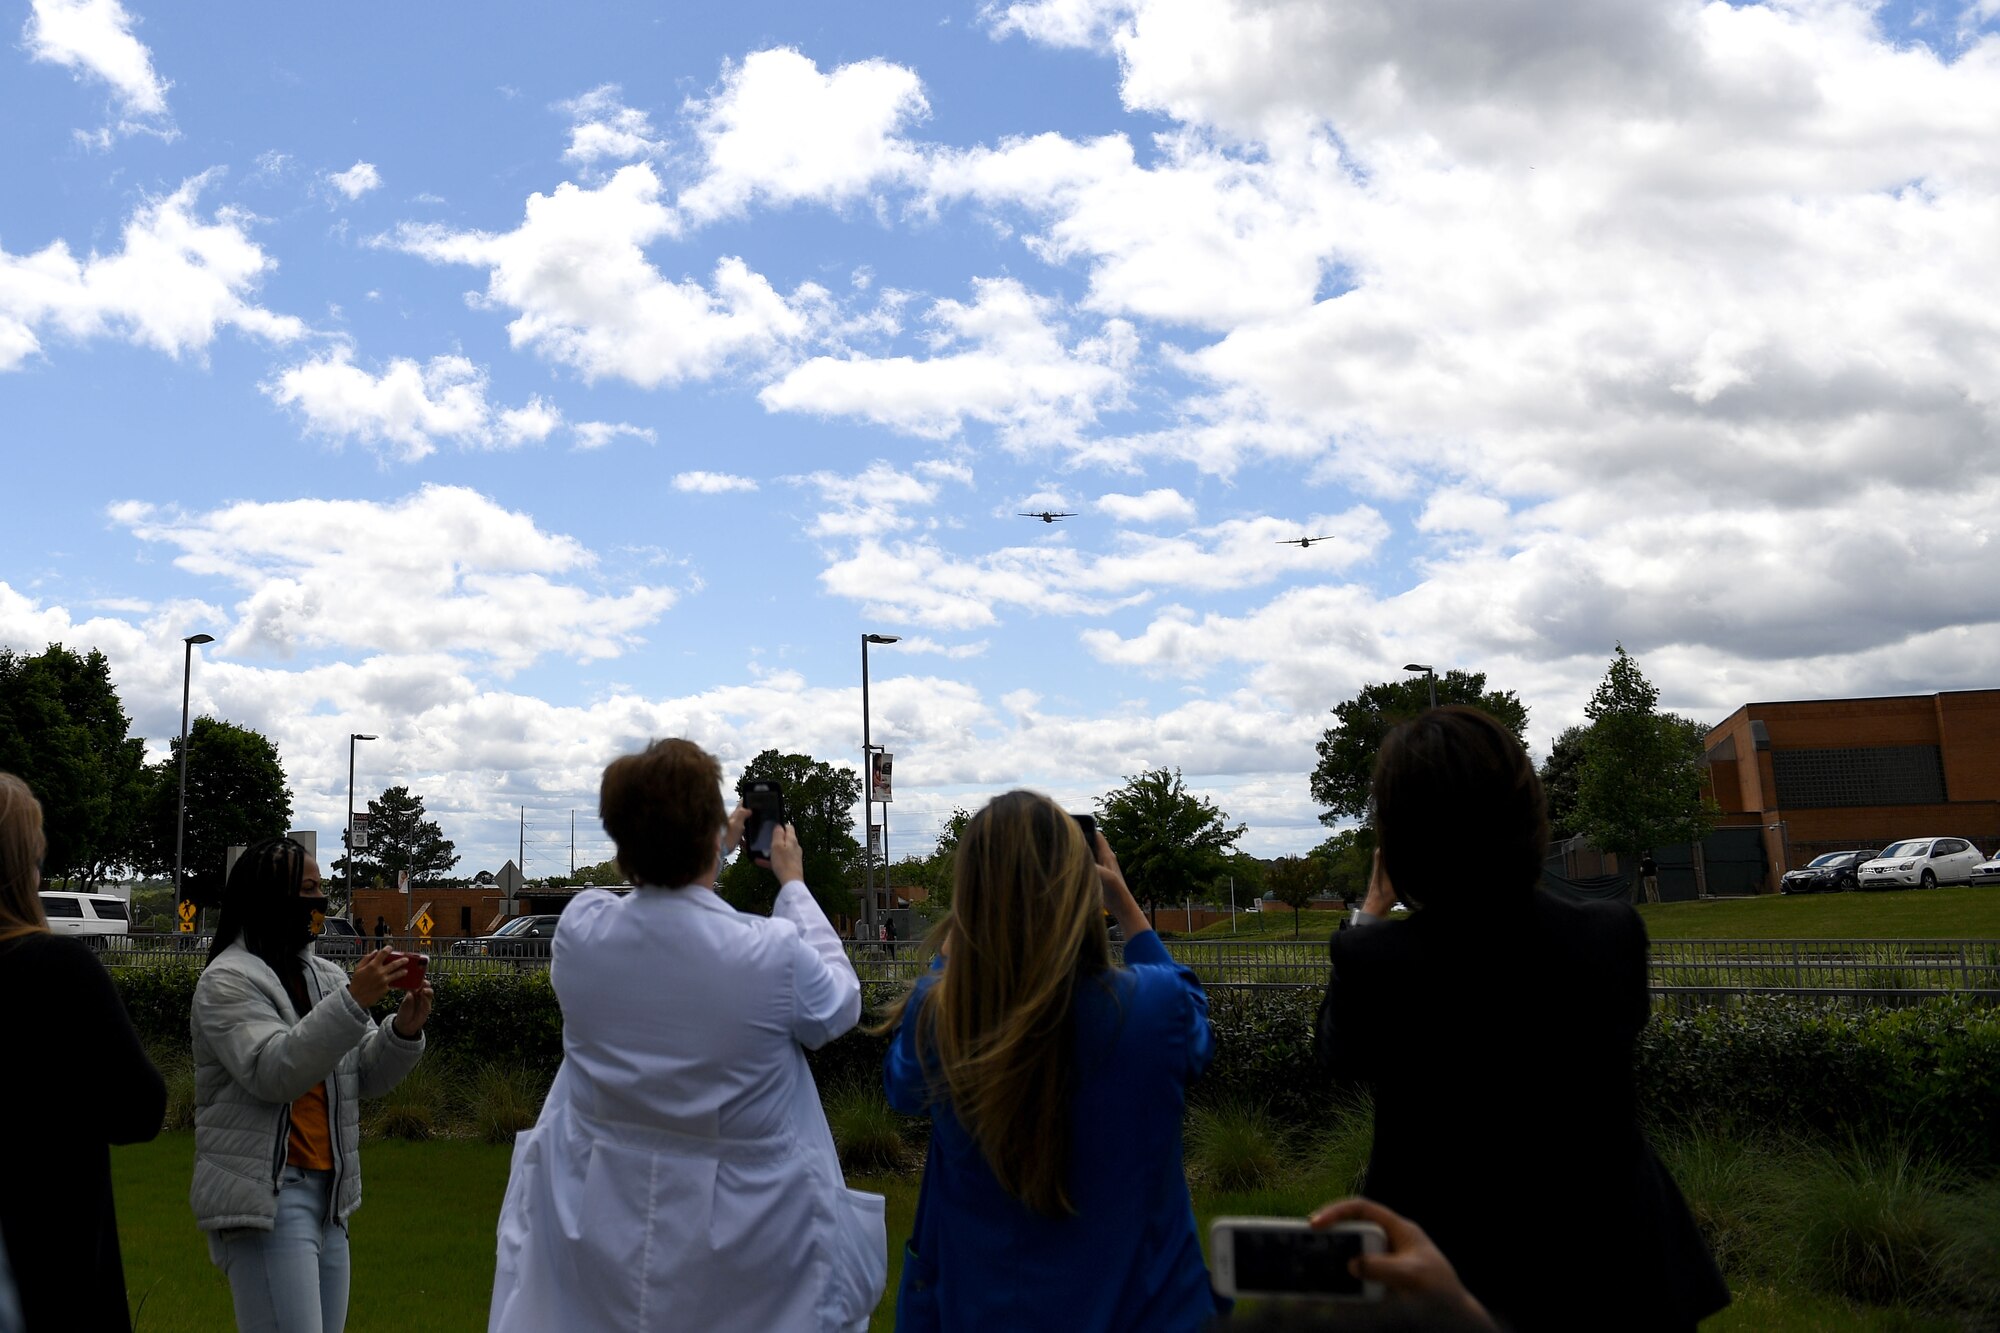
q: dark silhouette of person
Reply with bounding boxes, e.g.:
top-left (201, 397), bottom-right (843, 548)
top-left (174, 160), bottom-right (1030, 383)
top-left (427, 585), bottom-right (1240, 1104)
top-left (1315, 707), bottom-right (1726, 1333)
top-left (374, 915), bottom-right (389, 940)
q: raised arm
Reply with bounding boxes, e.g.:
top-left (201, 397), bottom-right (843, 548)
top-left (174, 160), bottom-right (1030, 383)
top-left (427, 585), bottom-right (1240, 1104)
top-left (767, 825), bottom-right (861, 1049)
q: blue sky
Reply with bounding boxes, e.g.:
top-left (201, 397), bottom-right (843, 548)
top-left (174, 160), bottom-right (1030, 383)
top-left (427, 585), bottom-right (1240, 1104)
top-left (5, 0), bottom-right (1998, 876)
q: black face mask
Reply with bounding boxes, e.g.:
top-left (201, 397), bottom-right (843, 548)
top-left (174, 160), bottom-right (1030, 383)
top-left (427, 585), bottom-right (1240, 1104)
top-left (296, 895), bottom-right (330, 946)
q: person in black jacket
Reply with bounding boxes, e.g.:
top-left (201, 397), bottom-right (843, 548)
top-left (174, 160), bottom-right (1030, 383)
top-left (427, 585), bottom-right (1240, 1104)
top-left (0, 772), bottom-right (166, 1332)
top-left (1315, 709), bottom-right (1727, 1333)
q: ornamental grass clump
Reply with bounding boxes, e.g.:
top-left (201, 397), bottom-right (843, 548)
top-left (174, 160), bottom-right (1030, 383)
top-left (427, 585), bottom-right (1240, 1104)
top-left (365, 1058), bottom-right (454, 1142)
top-left (1789, 1141), bottom-right (1986, 1312)
top-left (826, 1084), bottom-right (912, 1174)
top-left (1655, 1129), bottom-right (1794, 1281)
top-left (1185, 1101), bottom-right (1285, 1192)
top-left (471, 1062), bottom-right (548, 1144)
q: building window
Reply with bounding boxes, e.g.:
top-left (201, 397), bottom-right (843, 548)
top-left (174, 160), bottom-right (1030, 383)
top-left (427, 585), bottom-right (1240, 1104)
top-left (1771, 745), bottom-right (1947, 809)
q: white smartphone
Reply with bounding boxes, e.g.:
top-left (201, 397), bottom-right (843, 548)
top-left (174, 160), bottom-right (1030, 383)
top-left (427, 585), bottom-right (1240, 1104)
top-left (1209, 1217), bottom-right (1387, 1302)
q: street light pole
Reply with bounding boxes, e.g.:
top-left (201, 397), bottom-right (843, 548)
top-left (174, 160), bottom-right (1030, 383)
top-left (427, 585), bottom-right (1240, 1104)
top-left (346, 733), bottom-right (377, 907)
top-left (175, 634), bottom-right (215, 911)
top-left (861, 633), bottom-right (901, 936)
top-left (1403, 662), bottom-right (1438, 710)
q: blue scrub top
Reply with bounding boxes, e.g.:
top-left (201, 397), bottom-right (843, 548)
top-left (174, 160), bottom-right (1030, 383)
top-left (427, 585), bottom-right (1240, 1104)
top-left (884, 930), bottom-right (1221, 1333)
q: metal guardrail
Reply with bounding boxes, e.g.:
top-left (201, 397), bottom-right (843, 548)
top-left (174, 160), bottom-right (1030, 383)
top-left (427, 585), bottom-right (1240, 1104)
top-left (95, 934), bottom-right (2000, 1001)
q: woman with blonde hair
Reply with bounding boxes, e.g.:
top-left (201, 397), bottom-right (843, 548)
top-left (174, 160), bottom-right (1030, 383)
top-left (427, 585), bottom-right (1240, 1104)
top-left (0, 772), bottom-right (165, 1331)
top-left (882, 791), bottom-right (1222, 1332)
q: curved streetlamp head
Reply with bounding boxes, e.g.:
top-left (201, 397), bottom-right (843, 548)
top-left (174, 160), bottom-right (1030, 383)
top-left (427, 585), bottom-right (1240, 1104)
top-left (864, 634), bottom-right (901, 645)
top-left (185, 633), bottom-right (215, 646)
top-left (1402, 662), bottom-right (1432, 673)
top-left (352, 733), bottom-right (378, 742)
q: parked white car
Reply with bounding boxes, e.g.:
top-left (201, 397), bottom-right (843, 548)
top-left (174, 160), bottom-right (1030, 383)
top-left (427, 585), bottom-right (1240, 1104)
top-left (1971, 852), bottom-right (2000, 886)
top-left (1857, 838), bottom-right (1985, 890)
top-left (38, 891), bottom-right (132, 941)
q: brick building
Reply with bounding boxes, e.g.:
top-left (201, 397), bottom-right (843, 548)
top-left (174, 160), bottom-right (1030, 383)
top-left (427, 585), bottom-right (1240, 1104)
top-left (349, 885), bottom-right (510, 942)
top-left (1704, 689), bottom-right (2000, 892)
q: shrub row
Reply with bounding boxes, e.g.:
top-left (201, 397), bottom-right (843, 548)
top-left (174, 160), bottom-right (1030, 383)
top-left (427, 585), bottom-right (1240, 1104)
top-left (111, 966), bottom-right (2000, 1168)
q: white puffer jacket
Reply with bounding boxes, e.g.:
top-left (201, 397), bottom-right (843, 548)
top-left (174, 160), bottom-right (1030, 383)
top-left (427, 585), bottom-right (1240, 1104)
top-left (190, 940), bottom-right (425, 1232)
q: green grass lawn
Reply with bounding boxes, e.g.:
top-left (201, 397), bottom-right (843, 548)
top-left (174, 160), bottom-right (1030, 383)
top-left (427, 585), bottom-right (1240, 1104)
top-left (1186, 888), bottom-right (2000, 943)
top-left (114, 1134), bottom-right (1956, 1332)
top-left (1188, 909), bottom-right (1350, 941)
top-left (1635, 885), bottom-right (2000, 940)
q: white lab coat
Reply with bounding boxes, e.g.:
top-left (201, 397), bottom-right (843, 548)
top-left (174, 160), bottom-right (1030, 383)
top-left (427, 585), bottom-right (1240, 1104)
top-left (488, 881), bottom-right (887, 1333)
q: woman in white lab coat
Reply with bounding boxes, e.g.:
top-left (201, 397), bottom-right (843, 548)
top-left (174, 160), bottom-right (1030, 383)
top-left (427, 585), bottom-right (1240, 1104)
top-left (488, 739), bottom-right (886, 1333)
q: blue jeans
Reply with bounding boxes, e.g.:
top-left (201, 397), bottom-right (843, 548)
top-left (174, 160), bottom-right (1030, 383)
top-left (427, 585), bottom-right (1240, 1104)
top-left (212, 1167), bottom-right (350, 1333)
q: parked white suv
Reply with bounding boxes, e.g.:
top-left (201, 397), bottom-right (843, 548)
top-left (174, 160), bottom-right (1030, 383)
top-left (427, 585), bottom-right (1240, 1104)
top-left (38, 892), bottom-right (132, 942)
top-left (1857, 838), bottom-right (1985, 890)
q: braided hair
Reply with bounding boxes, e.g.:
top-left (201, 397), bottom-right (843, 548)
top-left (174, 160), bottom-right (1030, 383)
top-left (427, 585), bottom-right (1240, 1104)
top-left (207, 836), bottom-right (312, 977)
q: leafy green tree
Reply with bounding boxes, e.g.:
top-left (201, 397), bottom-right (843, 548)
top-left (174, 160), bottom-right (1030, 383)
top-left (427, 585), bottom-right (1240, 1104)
top-left (1539, 725), bottom-right (1589, 840)
top-left (1310, 827), bottom-right (1375, 901)
top-left (571, 858), bottom-right (626, 887)
top-left (1095, 769), bottom-right (1245, 927)
top-left (330, 785), bottom-right (460, 905)
top-left (1310, 671), bottom-right (1529, 825)
top-left (0, 645), bottom-right (147, 885)
top-left (717, 750), bottom-right (862, 919)
top-left (1574, 647), bottom-right (1714, 871)
top-left (1213, 850), bottom-right (1266, 910)
top-left (916, 806), bottom-right (974, 914)
top-left (138, 717), bottom-right (293, 906)
top-left (1265, 855), bottom-right (1328, 937)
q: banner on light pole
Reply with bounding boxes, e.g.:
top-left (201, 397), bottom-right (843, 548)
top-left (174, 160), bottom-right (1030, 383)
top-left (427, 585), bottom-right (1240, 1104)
top-left (869, 824), bottom-right (883, 859)
top-left (351, 813), bottom-right (370, 850)
top-left (870, 752), bottom-right (894, 803)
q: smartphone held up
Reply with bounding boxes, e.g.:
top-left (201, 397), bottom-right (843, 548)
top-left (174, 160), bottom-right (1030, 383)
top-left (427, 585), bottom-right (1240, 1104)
top-left (1208, 1217), bottom-right (1387, 1302)
top-left (386, 950), bottom-right (428, 992)
top-left (741, 779), bottom-right (788, 865)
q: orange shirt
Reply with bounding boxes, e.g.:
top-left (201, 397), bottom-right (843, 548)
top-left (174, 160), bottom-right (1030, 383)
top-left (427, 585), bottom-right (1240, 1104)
top-left (287, 1083), bottom-right (333, 1170)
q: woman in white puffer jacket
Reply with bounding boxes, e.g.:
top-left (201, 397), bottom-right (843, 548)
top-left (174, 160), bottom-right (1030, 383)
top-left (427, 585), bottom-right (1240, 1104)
top-left (191, 837), bottom-right (431, 1333)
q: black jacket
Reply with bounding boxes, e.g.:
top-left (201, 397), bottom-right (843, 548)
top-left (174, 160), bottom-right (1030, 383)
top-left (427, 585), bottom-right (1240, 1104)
top-left (1316, 889), bottom-right (1727, 1333)
top-left (0, 932), bottom-right (166, 1332)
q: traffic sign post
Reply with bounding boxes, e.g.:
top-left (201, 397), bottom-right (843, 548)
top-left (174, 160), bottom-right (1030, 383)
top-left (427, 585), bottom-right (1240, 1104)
top-left (177, 900), bottom-right (197, 934)
top-left (414, 910), bottom-right (434, 949)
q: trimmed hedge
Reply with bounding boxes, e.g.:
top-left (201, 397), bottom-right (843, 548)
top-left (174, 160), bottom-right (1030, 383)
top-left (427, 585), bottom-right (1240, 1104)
top-left (111, 967), bottom-right (2000, 1168)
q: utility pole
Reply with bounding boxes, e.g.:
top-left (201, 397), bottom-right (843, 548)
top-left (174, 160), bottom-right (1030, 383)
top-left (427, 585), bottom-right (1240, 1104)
top-left (519, 806), bottom-right (526, 879)
top-left (570, 810), bottom-right (575, 878)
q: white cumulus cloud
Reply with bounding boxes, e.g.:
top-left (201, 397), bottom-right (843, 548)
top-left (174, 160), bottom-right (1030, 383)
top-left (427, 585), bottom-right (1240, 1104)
top-left (673, 471), bottom-right (759, 493)
top-left (25, 0), bottom-right (173, 140)
top-left (0, 173), bottom-right (304, 370)
top-left (392, 164), bottom-right (825, 387)
top-left (559, 85), bottom-right (664, 165)
top-left (264, 349), bottom-right (563, 461)
top-left (678, 47), bottom-right (930, 222)
top-left (326, 161), bottom-right (383, 200)
top-left (1097, 488), bottom-right (1197, 525)
top-left (760, 277), bottom-right (1137, 446)
top-left (107, 486), bottom-right (677, 671)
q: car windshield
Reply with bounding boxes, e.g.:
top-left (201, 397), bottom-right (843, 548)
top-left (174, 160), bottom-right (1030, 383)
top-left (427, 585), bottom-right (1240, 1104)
top-left (1806, 854), bottom-right (1848, 868)
top-left (1879, 840), bottom-right (1930, 858)
top-left (495, 917), bottom-right (535, 936)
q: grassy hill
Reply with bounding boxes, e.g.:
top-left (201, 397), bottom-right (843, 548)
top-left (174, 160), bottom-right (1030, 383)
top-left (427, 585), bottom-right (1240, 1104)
top-left (1185, 888), bottom-right (2000, 942)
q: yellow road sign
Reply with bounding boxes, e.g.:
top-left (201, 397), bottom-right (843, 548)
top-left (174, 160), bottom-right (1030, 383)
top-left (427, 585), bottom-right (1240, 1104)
top-left (413, 911), bottom-right (434, 936)
top-left (177, 900), bottom-right (197, 923)
top-left (178, 920), bottom-right (194, 933)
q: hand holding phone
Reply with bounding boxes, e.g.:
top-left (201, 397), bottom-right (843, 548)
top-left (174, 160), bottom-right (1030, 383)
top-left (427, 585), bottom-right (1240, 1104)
top-left (1209, 1216), bottom-right (1387, 1301)
top-left (741, 779), bottom-right (788, 865)
top-left (387, 950), bottom-right (428, 992)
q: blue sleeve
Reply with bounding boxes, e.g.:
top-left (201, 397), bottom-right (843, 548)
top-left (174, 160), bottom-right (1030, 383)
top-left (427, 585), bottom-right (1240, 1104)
top-left (883, 967), bottom-right (941, 1115)
top-left (1122, 931), bottom-right (1215, 1083)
